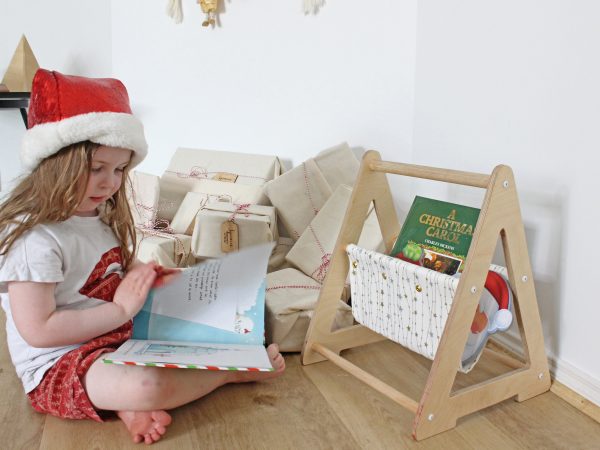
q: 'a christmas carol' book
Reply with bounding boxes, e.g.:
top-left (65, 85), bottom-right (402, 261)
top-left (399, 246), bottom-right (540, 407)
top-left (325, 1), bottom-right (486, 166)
top-left (103, 243), bottom-right (275, 371)
top-left (390, 196), bottom-right (480, 275)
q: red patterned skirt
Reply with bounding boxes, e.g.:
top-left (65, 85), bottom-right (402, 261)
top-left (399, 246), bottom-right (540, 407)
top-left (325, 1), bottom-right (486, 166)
top-left (26, 322), bottom-right (132, 422)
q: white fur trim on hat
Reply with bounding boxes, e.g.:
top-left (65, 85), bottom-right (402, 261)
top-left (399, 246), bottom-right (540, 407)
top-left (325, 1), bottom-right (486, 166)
top-left (21, 111), bottom-right (148, 171)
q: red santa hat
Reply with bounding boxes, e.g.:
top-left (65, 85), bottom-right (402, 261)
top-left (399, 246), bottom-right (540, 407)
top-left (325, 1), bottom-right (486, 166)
top-left (21, 69), bottom-right (147, 171)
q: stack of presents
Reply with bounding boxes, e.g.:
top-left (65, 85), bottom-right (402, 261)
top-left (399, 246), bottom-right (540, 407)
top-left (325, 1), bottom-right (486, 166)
top-left (129, 143), bottom-right (384, 351)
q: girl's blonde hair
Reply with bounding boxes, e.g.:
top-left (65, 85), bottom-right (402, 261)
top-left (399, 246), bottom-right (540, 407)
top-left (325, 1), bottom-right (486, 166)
top-left (0, 141), bottom-right (137, 270)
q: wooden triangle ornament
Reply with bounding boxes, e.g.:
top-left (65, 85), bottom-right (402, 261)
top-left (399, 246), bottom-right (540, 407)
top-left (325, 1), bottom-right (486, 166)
top-left (301, 150), bottom-right (551, 440)
top-left (2, 35), bottom-right (40, 92)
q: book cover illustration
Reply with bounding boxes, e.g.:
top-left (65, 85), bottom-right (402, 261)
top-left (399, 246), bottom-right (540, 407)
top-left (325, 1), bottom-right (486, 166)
top-left (104, 243), bottom-right (275, 371)
top-left (390, 196), bottom-right (480, 276)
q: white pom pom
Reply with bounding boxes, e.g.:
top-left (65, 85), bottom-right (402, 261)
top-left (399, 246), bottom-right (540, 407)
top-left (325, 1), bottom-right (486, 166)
top-left (488, 309), bottom-right (513, 334)
top-left (166, 0), bottom-right (184, 24)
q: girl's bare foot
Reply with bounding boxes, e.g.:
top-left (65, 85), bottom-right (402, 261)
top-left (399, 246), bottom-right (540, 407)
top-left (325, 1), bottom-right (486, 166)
top-left (117, 410), bottom-right (172, 445)
top-left (115, 344), bottom-right (283, 443)
top-left (232, 343), bottom-right (286, 383)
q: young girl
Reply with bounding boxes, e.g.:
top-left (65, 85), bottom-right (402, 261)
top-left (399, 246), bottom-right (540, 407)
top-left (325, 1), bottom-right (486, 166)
top-left (0, 69), bottom-right (285, 445)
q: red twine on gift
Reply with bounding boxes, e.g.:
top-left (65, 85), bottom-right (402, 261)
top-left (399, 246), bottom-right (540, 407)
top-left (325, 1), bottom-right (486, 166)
top-left (228, 203), bottom-right (251, 223)
top-left (165, 166), bottom-right (209, 179)
top-left (152, 217), bottom-right (175, 234)
top-left (288, 162), bottom-right (322, 240)
top-left (305, 223), bottom-right (332, 283)
top-left (302, 162), bottom-right (320, 216)
top-left (134, 203), bottom-right (189, 266)
top-left (311, 253), bottom-right (332, 283)
top-left (165, 167), bottom-right (267, 181)
top-left (198, 192), bottom-right (234, 204)
top-left (134, 202), bottom-right (159, 229)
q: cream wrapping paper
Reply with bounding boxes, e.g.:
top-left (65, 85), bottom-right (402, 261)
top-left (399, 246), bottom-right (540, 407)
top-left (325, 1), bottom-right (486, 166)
top-left (285, 184), bottom-right (385, 283)
top-left (265, 268), bottom-right (353, 352)
top-left (128, 171), bottom-right (161, 228)
top-left (313, 142), bottom-right (360, 191)
top-left (135, 232), bottom-right (194, 268)
top-left (170, 191), bottom-right (230, 235)
top-left (264, 158), bottom-right (332, 240)
top-left (268, 237), bottom-right (295, 273)
top-left (159, 148), bottom-right (281, 220)
top-left (191, 202), bottom-right (277, 258)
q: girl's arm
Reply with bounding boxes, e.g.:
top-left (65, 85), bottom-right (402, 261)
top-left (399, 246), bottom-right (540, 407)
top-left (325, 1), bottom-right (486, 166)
top-left (8, 262), bottom-right (157, 348)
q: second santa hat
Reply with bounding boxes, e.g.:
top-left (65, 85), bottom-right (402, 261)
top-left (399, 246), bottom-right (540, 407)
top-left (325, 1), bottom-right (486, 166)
top-left (21, 69), bottom-right (148, 171)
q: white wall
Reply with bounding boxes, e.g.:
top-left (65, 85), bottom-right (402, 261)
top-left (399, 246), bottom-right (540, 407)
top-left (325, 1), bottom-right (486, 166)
top-left (412, 0), bottom-right (600, 404)
top-left (110, 0), bottom-right (417, 179)
top-left (0, 0), bottom-right (112, 193)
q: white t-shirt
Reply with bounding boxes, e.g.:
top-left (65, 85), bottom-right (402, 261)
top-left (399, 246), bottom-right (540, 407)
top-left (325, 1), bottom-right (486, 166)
top-left (0, 215), bottom-right (125, 393)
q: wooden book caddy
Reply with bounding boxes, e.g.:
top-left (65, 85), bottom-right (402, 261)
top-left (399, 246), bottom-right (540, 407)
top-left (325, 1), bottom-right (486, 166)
top-left (301, 150), bottom-right (551, 440)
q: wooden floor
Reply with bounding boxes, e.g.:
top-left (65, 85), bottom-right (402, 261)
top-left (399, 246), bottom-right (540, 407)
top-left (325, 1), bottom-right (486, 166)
top-left (2, 326), bottom-right (599, 450)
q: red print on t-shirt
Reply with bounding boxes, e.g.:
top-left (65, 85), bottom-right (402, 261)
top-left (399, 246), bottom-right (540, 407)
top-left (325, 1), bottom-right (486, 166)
top-left (78, 247), bottom-right (123, 302)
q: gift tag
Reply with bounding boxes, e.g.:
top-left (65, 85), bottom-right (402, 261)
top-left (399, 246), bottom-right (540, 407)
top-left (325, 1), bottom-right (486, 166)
top-left (213, 172), bottom-right (238, 183)
top-left (221, 221), bottom-right (239, 252)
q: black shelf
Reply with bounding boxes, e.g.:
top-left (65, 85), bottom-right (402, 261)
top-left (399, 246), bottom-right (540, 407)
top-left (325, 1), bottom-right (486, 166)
top-left (0, 92), bottom-right (30, 127)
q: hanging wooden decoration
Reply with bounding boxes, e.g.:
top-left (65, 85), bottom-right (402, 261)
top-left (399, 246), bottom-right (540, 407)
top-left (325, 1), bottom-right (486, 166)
top-left (1, 35), bottom-right (40, 92)
top-left (304, 0), bottom-right (325, 14)
top-left (199, 0), bottom-right (219, 27)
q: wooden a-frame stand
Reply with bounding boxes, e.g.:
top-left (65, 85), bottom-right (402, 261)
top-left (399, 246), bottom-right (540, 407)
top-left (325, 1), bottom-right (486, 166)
top-left (301, 151), bottom-right (551, 440)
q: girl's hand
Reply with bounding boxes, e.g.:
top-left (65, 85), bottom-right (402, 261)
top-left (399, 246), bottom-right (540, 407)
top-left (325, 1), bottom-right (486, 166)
top-left (152, 265), bottom-right (182, 289)
top-left (113, 263), bottom-right (157, 318)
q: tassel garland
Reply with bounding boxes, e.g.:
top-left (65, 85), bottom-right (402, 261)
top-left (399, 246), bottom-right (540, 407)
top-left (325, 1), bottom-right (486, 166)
top-left (166, 0), bottom-right (184, 24)
top-left (167, 0), bottom-right (325, 25)
top-left (303, 0), bottom-right (325, 14)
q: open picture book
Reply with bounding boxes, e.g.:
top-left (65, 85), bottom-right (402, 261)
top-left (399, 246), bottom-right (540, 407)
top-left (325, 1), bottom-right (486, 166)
top-left (103, 243), bottom-right (275, 372)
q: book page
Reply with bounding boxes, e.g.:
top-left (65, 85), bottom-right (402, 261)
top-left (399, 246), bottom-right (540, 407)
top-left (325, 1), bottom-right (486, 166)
top-left (106, 339), bottom-right (273, 371)
top-left (147, 243), bottom-right (274, 332)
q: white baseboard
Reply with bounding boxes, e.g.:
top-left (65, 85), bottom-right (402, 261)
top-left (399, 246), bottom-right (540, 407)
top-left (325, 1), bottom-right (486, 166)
top-left (492, 333), bottom-right (600, 408)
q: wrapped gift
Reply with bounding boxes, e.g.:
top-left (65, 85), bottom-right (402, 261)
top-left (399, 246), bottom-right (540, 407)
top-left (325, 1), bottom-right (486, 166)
top-left (170, 191), bottom-right (231, 235)
top-left (159, 148), bottom-right (281, 220)
top-left (265, 268), bottom-right (353, 352)
top-left (313, 142), bottom-right (360, 191)
top-left (128, 171), bottom-right (161, 228)
top-left (160, 178), bottom-right (270, 222)
top-left (135, 231), bottom-right (194, 268)
top-left (268, 237), bottom-right (295, 273)
top-left (285, 184), bottom-right (384, 283)
top-left (264, 158), bottom-right (332, 240)
top-left (191, 202), bottom-right (277, 258)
